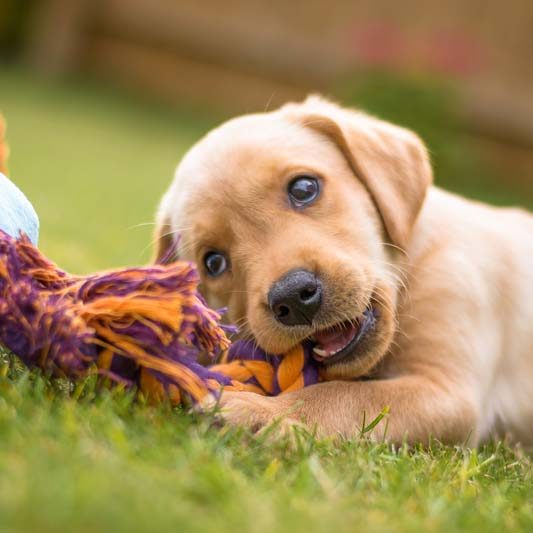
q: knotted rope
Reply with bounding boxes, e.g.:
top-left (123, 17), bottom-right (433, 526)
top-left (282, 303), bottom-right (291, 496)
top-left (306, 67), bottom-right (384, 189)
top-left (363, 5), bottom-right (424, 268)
top-left (0, 230), bottom-right (320, 404)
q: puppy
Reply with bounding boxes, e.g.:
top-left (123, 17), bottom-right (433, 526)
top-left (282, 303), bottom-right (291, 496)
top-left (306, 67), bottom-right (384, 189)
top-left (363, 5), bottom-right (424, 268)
top-left (155, 96), bottom-right (533, 445)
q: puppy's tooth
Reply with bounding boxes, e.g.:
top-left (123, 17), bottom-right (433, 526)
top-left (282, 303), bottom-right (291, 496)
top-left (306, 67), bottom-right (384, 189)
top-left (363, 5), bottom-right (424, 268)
top-left (312, 346), bottom-right (327, 357)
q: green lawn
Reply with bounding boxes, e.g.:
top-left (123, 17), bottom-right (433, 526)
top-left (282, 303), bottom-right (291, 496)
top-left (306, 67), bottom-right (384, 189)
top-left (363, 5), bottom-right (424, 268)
top-left (0, 67), bottom-right (532, 532)
top-left (1, 68), bottom-right (218, 274)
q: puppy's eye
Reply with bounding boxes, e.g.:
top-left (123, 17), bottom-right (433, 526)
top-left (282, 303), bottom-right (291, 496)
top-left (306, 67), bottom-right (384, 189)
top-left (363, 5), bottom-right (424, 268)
top-left (204, 251), bottom-right (228, 277)
top-left (288, 175), bottom-right (320, 207)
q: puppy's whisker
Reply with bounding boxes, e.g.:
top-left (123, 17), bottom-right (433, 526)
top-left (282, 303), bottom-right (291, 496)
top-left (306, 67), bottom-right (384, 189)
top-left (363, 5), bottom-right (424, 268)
top-left (139, 228), bottom-right (198, 263)
top-left (130, 221), bottom-right (194, 232)
top-left (139, 235), bottom-right (179, 262)
top-left (381, 242), bottom-right (409, 256)
top-left (233, 318), bottom-right (251, 330)
top-left (370, 262), bottom-right (410, 303)
top-left (138, 232), bottom-right (180, 261)
top-left (143, 227), bottom-right (189, 250)
top-left (373, 258), bottom-right (409, 277)
top-left (371, 290), bottom-right (397, 320)
top-left (264, 92), bottom-right (276, 112)
top-left (371, 258), bottom-right (409, 283)
top-left (128, 221), bottom-right (159, 230)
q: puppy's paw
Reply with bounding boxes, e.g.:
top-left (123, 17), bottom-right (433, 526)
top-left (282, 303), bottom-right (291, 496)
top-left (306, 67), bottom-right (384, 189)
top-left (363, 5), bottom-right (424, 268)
top-left (202, 390), bottom-right (305, 438)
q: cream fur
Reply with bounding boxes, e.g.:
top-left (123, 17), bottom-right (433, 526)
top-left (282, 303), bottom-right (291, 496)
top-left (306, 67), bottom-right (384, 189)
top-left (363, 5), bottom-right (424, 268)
top-left (155, 97), bottom-right (533, 446)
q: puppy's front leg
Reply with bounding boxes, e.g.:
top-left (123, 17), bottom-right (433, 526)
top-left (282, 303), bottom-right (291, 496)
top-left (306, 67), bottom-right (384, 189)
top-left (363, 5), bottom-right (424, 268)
top-left (214, 377), bottom-right (478, 444)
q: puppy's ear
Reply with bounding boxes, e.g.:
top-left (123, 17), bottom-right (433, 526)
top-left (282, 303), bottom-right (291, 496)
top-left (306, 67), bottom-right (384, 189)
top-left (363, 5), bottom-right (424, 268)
top-left (283, 96), bottom-right (433, 250)
top-left (152, 195), bottom-right (177, 264)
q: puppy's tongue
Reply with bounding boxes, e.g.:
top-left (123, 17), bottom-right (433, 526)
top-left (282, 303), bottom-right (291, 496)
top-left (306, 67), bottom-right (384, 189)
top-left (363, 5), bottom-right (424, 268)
top-left (312, 322), bottom-right (359, 360)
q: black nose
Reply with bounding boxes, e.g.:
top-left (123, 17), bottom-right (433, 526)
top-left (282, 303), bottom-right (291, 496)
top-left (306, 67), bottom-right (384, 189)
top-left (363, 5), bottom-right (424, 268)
top-left (268, 269), bottom-right (322, 326)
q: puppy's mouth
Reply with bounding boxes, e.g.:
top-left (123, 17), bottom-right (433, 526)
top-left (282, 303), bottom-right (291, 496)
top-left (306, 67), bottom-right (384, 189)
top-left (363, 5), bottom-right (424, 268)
top-left (308, 308), bottom-right (378, 365)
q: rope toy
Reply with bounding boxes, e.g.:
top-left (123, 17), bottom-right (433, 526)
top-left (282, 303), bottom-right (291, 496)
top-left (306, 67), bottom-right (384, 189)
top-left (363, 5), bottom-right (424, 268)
top-left (0, 229), bottom-right (320, 404)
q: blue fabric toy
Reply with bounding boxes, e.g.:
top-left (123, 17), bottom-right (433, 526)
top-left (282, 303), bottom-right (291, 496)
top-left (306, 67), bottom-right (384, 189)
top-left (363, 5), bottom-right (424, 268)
top-left (0, 173), bottom-right (39, 245)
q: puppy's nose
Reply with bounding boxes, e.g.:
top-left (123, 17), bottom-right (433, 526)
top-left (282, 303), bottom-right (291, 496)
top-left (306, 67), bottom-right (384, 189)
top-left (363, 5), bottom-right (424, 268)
top-left (268, 269), bottom-right (322, 326)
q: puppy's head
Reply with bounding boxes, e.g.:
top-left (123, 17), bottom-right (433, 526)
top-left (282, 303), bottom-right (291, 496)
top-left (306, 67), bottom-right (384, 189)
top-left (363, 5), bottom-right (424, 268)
top-left (155, 96), bottom-right (432, 379)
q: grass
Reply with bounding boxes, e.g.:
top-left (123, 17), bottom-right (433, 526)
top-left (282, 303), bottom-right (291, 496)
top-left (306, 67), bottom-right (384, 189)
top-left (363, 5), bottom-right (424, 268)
top-left (0, 66), bottom-right (532, 532)
top-left (1, 67), bottom-right (219, 274)
top-left (0, 352), bottom-right (531, 533)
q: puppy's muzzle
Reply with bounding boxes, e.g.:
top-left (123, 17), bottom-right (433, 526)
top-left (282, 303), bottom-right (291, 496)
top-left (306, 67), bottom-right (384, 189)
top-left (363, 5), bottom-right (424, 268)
top-left (268, 269), bottom-right (322, 326)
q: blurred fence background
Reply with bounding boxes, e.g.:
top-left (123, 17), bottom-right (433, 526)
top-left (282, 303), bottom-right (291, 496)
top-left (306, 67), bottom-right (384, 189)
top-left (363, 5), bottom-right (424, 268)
top-left (0, 0), bottom-right (531, 270)
top-left (2, 0), bottom-right (532, 187)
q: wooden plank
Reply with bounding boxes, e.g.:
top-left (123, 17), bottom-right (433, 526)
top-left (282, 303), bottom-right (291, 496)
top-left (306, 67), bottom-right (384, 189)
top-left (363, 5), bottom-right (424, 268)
top-left (90, 0), bottom-right (348, 85)
top-left (24, 0), bottom-right (93, 74)
top-left (84, 35), bottom-right (308, 114)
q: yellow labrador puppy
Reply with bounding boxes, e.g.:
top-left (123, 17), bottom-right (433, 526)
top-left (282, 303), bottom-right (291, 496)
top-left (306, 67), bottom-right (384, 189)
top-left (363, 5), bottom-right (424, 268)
top-left (155, 96), bottom-right (533, 445)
